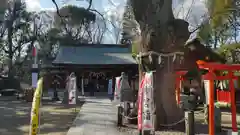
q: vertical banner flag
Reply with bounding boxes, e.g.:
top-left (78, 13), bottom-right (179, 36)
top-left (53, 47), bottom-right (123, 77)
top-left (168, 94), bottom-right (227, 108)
top-left (203, 80), bottom-right (210, 105)
top-left (114, 77), bottom-right (121, 100)
top-left (29, 78), bottom-right (43, 135)
top-left (108, 79), bottom-right (113, 95)
top-left (31, 46), bottom-right (38, 88)
top-left (113, 77), bottom-right (121, 106)
top-left (32, 46), bottom-right (38, 65)
top-left (142, 72), bottom-right (154, 131)
top-left (138, 74), bottom-right (145, 131)
top-left (68, 76), bottom-right (77, 104)
top-left (31, 72), bottom-right (38, 88)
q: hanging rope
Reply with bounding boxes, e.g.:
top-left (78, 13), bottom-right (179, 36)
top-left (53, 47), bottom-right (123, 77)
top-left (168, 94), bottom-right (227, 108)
top-left (137, 51), bottom-right (184, 64)
top-left (137, 51), bottom-right (184, 73)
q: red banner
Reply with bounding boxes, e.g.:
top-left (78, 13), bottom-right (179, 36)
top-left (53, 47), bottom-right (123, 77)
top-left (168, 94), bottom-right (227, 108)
top-left (138, 75), bottom-right (145, 130)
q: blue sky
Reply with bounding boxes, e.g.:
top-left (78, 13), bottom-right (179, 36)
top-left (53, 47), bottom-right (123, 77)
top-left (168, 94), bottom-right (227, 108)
top-left (25, 0), bottom-right (123, 13)
top-left (25, 0), bottom-right (207, 29)
top-left (39, 0), bottom-right (91, 10)
top-left (24, 0), bottom-right (208, 43)
top-left (25, 0), bottom-right (127, 43)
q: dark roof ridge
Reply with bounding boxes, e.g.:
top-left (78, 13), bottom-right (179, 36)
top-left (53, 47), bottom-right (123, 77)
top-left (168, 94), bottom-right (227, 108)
top-left (61, 44), bottom-right (130, 48)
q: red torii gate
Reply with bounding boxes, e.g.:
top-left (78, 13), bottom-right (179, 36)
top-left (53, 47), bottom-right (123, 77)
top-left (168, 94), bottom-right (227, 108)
top-left (176, 61), bottom-right (239, 135)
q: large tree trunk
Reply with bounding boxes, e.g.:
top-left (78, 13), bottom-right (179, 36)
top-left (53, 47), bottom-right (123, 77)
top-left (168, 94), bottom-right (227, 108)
top-left (154, 63), bottom-right (184, 130)
top-left (7, 27), bottom-right (14, 78)
top-left (130, 0), bottom-right (190, 130)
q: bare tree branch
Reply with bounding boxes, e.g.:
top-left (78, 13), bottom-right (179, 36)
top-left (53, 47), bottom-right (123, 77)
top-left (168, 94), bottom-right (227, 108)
top-left (52, 0), bottom-right (67, 18)
top-left (184, 0), bottom-right (195, 21)
top-left (87, 0), bottom-right (93, 10)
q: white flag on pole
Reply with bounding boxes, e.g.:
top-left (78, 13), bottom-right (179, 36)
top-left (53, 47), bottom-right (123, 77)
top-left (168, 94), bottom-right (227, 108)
top-left (68, 77), bottom-right (76, 104)
top-left (31, 73), bottom-right (38, 88)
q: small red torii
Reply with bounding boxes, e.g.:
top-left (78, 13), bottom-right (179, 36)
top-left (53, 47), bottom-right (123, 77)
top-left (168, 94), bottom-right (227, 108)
top-left (176, 60), bottom-right (239, 135)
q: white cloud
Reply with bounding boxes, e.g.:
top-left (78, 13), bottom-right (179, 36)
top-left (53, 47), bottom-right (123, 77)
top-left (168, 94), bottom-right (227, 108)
top-left (104, 0), bottom-right (126, 18)
top-left (25, 0), bottom-right (42, 11)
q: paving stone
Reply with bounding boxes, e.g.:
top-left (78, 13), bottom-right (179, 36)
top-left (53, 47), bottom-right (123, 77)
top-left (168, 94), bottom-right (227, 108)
top-left (67, 97), bottom-right (128, 135)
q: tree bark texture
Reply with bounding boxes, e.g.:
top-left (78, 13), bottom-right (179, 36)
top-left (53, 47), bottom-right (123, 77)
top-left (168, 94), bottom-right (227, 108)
top-left (130, 0), bottom-right (191, 130)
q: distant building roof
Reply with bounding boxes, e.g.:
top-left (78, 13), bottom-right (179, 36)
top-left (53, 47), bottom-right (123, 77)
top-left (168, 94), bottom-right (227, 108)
top-left (185, 38), bottom-right (226, 63)
top-left (53, 44), bottom-right (137, 65)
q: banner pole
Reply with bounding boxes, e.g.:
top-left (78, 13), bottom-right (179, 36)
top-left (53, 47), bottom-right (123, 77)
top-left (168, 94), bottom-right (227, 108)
top-left (29, 78), bottom-right (43, 135)
top-left (81, 74), bottom-right (84, 96)
top-left (38, 91), bottom-right (42, 134)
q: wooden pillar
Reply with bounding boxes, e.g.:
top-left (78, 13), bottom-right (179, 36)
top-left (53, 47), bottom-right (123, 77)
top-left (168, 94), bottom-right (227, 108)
top-left (185, 111), bottom-right (195, 135)
top-left (81, 73), bottom-right (85, 96)
top-left (63, 72), bottom-right (70, 104)
top-left (229, 71), bottom-right (238, 132)
top-left (208, 69), bottom-right (215, 135)
top-left (112, 75), bottom-right (116, 98)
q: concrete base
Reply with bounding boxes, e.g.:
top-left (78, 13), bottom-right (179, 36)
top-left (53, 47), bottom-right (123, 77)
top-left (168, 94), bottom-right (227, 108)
top-left (228, 131), bottom-right (239, 135)
top-left (81, 92), bottom-right (108, 97)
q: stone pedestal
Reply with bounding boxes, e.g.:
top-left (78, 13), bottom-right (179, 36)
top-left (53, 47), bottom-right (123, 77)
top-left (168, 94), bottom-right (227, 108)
top-left (62, 90), bottom-right (69, 104)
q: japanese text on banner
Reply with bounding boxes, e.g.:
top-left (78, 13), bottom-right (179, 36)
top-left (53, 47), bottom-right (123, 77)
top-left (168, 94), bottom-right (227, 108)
top-left (142, 72), bottom-right (154, 131)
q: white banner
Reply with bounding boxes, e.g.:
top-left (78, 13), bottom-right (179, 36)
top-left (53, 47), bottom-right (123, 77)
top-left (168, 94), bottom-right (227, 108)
top-left (68, 77), bottom-right (77, 105)
top-left (142, 72), bottom-right (154, 131)
top-left (203, 80), bottom-right (210, 105)
top-left (113, 77), bottom-right (121, 106)
top-left (108, 79), bottom-right (113, 95)
top-left (114, 77), bottom-right (121, 100)
top-left (32, 73), bottom-right (38, 88)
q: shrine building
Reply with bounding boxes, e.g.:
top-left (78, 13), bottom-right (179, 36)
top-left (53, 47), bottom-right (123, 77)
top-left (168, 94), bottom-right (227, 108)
top-left (43, 43), bottom-right (138, 96)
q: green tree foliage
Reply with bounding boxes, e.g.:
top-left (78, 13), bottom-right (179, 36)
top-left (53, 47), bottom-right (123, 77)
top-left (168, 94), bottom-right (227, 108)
top-left (0, 1), bottom-right (34, 76)
top-left (217, 43), bottom-right (240, 63)
top-left (56, 5), bottom-right (96, 24)
top-left (121, 0), bottom-right (140, 56)
top-left (0, 1), bottom-right (49, 81)
top-left (197, 0), bottom-right (240, 64)
top-left (208, 0), bottom-right (233, 29)
top-left (197, 21), bottom-right (213, 46)
top-left (0, 0), bottom-right (7, 21)
top-left (53, 5), bottom-right (96, 45)
top-left (198, 0), bottom-right (238, 48)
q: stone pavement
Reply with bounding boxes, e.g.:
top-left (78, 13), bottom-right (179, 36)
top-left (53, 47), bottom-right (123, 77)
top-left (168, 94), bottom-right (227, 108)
top-left (67, 97), bottom-right (127, 135)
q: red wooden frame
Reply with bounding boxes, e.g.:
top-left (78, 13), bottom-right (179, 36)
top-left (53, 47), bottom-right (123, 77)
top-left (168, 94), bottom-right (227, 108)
top-left (176, 61), bottom-right (238, 135)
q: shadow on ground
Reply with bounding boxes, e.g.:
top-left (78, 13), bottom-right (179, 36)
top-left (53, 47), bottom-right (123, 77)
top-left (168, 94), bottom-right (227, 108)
top-left (118, 109), bottom-right (240, 135)
top-left (0, 97), bottom-right (84, 135)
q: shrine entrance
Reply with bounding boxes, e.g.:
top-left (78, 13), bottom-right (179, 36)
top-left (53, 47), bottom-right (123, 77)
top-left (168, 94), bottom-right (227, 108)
top-left (51, 44), bottom-right (138, 97)
top-left (81, 71), bottom-right (108, 96)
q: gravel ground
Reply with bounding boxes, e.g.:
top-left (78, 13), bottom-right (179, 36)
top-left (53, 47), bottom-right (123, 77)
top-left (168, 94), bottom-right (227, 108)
top-left (118, 109), bottom-right (240, 135)
top-left (0, 96), bottom-right (83, 135)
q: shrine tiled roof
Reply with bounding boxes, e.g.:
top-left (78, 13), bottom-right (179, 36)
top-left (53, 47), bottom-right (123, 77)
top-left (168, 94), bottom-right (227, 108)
top-left (53, 44), bottom-right (137, 65)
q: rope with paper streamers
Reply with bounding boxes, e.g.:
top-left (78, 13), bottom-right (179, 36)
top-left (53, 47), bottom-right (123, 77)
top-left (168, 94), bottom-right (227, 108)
top-left (136, 51), bottom-right (184, 73)
top-left (137, 51), bottom-right (184, 65)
